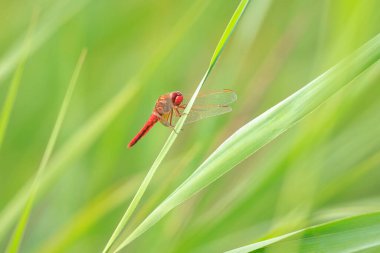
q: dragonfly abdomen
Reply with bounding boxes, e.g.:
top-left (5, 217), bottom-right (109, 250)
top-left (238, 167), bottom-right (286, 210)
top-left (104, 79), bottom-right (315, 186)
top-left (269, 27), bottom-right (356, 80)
top-left (128, 114), bottom-right (159, 148)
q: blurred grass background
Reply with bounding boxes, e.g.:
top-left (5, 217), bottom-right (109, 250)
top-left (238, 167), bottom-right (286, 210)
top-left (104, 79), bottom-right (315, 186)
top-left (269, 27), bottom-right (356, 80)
top-left (0, 0), bottom-right (380, 252)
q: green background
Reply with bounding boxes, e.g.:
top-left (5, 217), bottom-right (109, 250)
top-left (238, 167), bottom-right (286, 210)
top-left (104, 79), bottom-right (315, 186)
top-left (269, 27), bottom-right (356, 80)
top-left (1, 0), bottom-right (380, 252)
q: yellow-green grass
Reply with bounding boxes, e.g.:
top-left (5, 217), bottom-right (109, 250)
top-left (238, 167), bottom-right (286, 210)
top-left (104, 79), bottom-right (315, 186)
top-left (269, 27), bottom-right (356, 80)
top-left (1, 0), bottom-right (380, 252)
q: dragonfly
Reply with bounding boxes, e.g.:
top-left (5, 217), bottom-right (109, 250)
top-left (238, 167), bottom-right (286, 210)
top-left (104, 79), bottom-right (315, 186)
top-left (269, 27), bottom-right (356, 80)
top-left (127, 89), bottom-right (237, 148)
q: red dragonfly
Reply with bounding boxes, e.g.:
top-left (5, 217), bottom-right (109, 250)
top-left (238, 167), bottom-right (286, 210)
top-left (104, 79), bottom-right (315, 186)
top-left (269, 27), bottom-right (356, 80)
top-left (128, 89), bottom-right (237, 148)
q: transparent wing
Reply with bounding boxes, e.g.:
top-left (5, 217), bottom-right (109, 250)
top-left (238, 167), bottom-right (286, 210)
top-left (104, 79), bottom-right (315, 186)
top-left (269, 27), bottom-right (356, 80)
top-left (173, 89), bottom-right (237, 125)
top-left (182, 89), bottom-right (237, 106)
top-left (180, 105), bottom-right (232, 124)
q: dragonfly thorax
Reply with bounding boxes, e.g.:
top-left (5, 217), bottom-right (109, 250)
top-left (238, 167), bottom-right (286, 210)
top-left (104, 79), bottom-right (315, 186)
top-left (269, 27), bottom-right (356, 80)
top-left (154, 91), bottom-right (183, 115)
top-left (155, 95), bottom-right (173, 115)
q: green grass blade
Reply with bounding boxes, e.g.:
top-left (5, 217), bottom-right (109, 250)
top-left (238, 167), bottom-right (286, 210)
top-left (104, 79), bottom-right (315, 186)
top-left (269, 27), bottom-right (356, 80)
top-left (0, 57), bottom-right (25, 149)
top-left (5, 49), bottom-right (87, 253)
top-left (0, 83), bottom-right (140, 245)
top-left (0, 13), bottom-right (37, 149)
top-left (209, 0), bottom-right (250, 70)
top-left (226, 211), bottom-right (380, 253)
top-left (105, 1), bottom-right (251, 252)
top-left (0, 0), bottom-right (209, 244)
top-left (38, 177), bottom-right (140, 253)
top-left (117, 32), bottom-right (380, 248)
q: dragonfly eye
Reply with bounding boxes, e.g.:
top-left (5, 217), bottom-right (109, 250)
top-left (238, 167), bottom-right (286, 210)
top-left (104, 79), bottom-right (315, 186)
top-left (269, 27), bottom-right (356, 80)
top-left (171, 91), bottom-right (183, 106)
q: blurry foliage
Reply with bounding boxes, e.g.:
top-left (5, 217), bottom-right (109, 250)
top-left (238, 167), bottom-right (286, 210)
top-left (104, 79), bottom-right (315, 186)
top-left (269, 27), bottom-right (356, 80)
top-left (0, 0), bottom-right (380, 252)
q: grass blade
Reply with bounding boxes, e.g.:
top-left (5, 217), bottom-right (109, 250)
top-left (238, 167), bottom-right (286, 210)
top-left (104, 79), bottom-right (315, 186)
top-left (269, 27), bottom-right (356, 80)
top-left (0, 12), bottom-right (37, 149)
top-left (226, 211), bottom-right (380, 253)
top-left (209, 0), bottom-right (250, 70)
top-left (38, 176), bottom-right (140, 253)
top-left (118, 32), bottom-right (380, 248)
top-left (5, 49), bottom-right (87, 253)
top-left (104, 1), bottom-right (251, 252)
top-left (0, 0), bottom-right (209, 243)
top-left (0, 55), bottom-right (25, 149)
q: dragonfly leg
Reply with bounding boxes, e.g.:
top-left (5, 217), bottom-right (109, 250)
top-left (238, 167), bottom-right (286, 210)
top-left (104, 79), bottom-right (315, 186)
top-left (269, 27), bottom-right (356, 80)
top-left (166, 116), bottom-right (184, 133)
top-left (156, 110), bottom-right (184, 133)
top-left (178, 105), bottom-right (187, 113)
top-left (176, 106), bottom-right (189, 116)
top-left (156, 112), bottom-right (178, 129)
top-left (169, 110), bottom-right (173, 126)
top-left (161, 123), bottom-right (181, 134)
top-left (172, 126), bottom-right (180, 134)
top-left (174, 107), bottom-right (182, 117)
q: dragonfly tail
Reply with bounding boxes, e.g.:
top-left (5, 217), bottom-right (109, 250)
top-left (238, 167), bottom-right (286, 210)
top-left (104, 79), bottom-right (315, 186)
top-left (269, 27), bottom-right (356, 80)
top-left (128, 114), bottom-right (159, 148)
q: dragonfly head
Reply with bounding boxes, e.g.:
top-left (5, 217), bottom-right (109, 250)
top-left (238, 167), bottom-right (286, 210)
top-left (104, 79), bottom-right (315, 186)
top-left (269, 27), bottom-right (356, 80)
top-left (170, 91), bottom-right (183, 106)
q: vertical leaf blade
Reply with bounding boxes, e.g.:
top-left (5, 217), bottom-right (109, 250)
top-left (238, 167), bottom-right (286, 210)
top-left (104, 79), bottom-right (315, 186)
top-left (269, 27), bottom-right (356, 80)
top-left (109, 1), bottom-right (252, 252)
top-left (5, 49), bottom-right (87, 253)
top-left (119, 32), bottom-right (380, 249)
